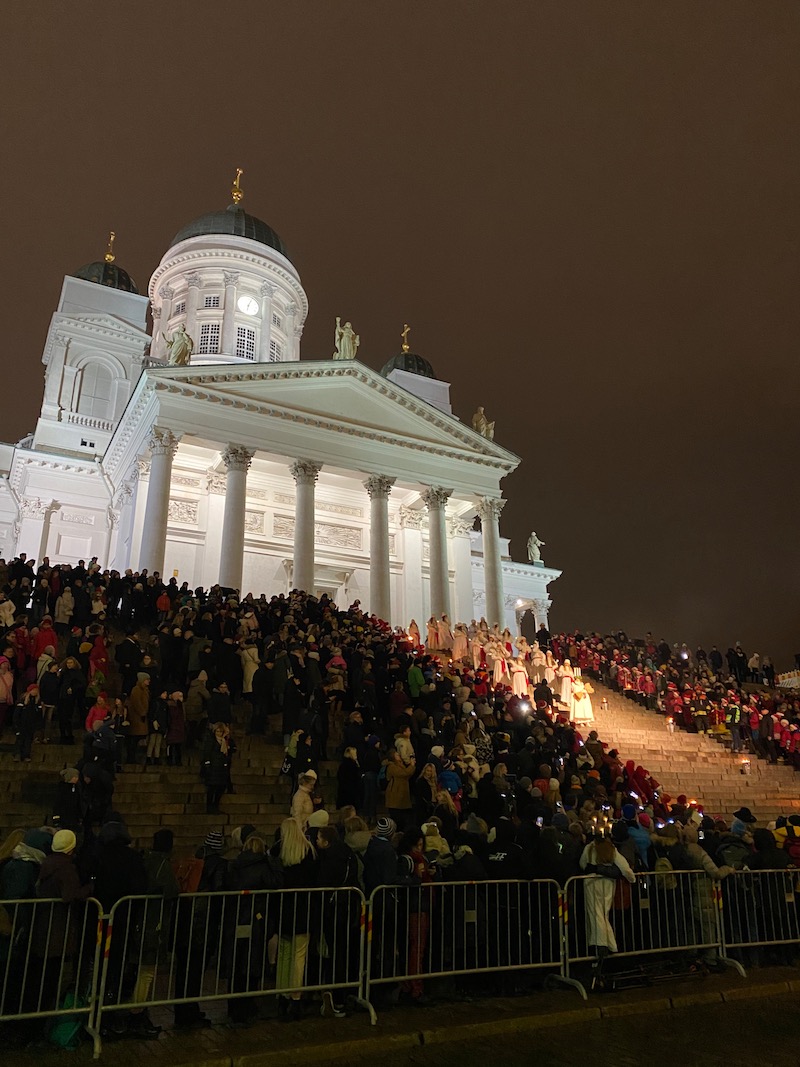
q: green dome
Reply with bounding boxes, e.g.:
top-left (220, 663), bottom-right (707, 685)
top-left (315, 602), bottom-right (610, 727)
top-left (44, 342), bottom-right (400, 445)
top-left (380, 352), bottom-right (437, 379)
top-left (73, 260), bottom-right (138, 294)
top-left (170, 204), bottom-right (288, 257)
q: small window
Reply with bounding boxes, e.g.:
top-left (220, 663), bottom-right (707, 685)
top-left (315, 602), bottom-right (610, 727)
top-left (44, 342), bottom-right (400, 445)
top-left (236, 325), bottom-right (256, 360)
top-left (271, 311), bottom-right (282, 328)
top-left (172, 300), bottom-right (186, 316)
top-left (269, 339), bottom-right (283, 362)
top-left (204, 295), bottom-right (220, 308)
top-left (198, 322), bottom-right (221, 354)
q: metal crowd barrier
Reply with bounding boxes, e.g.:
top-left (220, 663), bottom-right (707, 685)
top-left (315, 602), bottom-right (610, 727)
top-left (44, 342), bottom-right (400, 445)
top-left (93, 886), bottom-right (375, 1043)
top-left (0, 896), bottom-right (104, 1056)
top-left (563, 870), bottom-right (749, 979)
top-left (365, 879), bottom-right (585, 1002)
top-left (6, 872), bottom-right (798, 1057)
top-left (719, 868), bottom-right (800, 960)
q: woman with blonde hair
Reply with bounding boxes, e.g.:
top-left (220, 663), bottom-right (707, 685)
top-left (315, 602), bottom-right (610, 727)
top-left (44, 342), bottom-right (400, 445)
top-left (432, 788), bottom-right (459, 844)
top-left (579, 833), bottom-right (635, 967)
top-left (276, 818), bottom-right (318, 1021)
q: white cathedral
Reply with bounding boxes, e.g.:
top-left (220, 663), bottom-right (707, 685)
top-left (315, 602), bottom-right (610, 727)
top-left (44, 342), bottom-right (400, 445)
top-left (0, 178), bottom-right (560, 632)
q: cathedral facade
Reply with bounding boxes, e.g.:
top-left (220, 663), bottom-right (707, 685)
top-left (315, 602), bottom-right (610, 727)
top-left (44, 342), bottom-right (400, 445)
top-left (0, 185), bottom-right (560, 631)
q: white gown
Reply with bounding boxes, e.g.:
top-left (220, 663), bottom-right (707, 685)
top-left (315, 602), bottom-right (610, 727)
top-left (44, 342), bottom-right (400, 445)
top-left (571, 680), bottom-right (594, 725)
top-left (558, 667), bottom-right (575, 706)
top-left (511, 660), bottom-right (529, 698)
top-left (452, 625), bottom-right (469, 662)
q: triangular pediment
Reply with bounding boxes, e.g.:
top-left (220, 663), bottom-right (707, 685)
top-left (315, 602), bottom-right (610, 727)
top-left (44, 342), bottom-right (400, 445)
top-left (146, 361), bottom-right (518, 465)
top-left (57, 313), bottom-right (150, 344)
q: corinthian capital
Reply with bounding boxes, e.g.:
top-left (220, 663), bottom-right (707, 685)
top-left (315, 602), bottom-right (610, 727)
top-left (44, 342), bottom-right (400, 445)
top-left (290, 459), bottom-right (322, 485)
top-left (420, 486), bottom-right (452, 511)
top-left (158, 284), bottom-right (174, 301)
top-left (363, 474), bottom-right (396, 499)
top-left (222, 445), bottom-right (255, 473)
top-left (147, 427), bottom-right (180, 458)
top-left (223, 270), bottom-right (240, 287)
top-left (449, 515), bottom-right (474, 536)
top-left (476, 496), bottom-right (505, 523)
top-left (398, 505), bottom-right (425, 530)
top-left (185, 271), bottom-right (202, 289)
top-left (260, 281), bottom-right (277, 298)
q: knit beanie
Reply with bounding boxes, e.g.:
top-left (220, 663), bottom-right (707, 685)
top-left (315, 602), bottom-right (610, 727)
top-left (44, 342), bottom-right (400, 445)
top-left (204, 830), bottom-right (225, 851)
top-left (375, 816), bottom-right (396, 839)
top-left (621, 803), bottom-right (637, 821)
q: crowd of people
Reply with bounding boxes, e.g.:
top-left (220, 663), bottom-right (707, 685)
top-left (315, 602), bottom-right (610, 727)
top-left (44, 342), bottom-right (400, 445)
top-left (548, 629), bottom-right (800, 767)
top-left (0, 553), bottom-right (799, 1044)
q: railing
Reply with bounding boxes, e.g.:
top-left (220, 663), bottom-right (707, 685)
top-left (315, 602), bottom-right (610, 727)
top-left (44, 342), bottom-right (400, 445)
top-left (365, 879), bottom-right (583, 1000)
top-left (64, 412), bottom-right (114, 432)
top-left (2, 870), bottom-right (797, 1057)
top-left (0, 896), bottom-right (104, 1055)
top-left (93, 887), bottom-right (373, 1038)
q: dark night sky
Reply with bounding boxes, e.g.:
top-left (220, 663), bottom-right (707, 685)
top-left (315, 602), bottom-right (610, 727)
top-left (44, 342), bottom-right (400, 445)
top-left (2, 3), bottom-right (798, 662)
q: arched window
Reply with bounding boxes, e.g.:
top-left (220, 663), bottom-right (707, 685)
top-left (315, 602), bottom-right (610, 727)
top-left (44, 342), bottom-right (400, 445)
top-left (77, 362), bottom-right (114, 420)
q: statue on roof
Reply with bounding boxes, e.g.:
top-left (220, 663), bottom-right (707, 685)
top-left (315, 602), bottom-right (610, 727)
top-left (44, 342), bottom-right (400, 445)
top-left (527, 531), bottom-right (545, 565)
top-left (471, 405), bottom-right (495, 440)
top-left (333, 316), bottom-right (359, 361)
top-left (165, 324), bottom-right (194, 366)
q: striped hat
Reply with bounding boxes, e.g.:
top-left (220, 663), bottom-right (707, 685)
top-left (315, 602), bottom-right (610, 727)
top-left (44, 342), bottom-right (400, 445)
top-left (203, 830), bottom-right (225, 852)
top-left (375, 816), bottom-right (396, 839)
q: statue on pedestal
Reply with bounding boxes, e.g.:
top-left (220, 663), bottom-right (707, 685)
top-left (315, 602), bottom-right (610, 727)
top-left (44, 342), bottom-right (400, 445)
top-left (527, 531), bottom-right (545, 564)
top-left (333, 317), bottom-right (359, 360)
top-left (165, 324), bottom-right (194, 366)
top-left (471, 406), bottom-right (495, 440)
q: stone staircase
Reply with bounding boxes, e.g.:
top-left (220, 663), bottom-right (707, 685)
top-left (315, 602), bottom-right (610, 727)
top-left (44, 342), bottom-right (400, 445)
top-left (0, 730), bottom-right (339, 856)
top-left (588, 683), bottom-right (800, 825)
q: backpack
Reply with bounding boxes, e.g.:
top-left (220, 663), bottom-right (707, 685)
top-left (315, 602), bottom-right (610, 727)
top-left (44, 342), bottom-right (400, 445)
top-left (717, 838), bottom-right (751, 870)
top-left (48, 991), bottom-right (87, 1049)
top-left (377, 763), bottom-right (388, 792)
top-left (172, 857), bottom-right (204, 895)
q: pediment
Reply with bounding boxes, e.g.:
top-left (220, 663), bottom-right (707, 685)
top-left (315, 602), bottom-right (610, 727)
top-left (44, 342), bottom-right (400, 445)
top-left (148, 361), bottom-right (518, 465)
top-left (59, 313), bottom-right (149, 344)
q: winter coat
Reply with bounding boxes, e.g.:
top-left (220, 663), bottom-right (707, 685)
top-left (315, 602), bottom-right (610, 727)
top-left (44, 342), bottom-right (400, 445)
top-left (166, 698), bottom-right (186, 744)
top-left (385, 761), bottom-right (414, 810)
top-left (0, 841), bottom-right (46, 899)
top-left (336, 757), bottom-right (363, 809)
top-left (290, 786), bottom-right (315, 826)
top-left (127, 680), bottom-right (151, 737)
top-left (184, 677), bottom-right (210, 721)
top-left (239, 645), bottom-right (260, 694)
top-left (200, 734), bottom-right (234, 787)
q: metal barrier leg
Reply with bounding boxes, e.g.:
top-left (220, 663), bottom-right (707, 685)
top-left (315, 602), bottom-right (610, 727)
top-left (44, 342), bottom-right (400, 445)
top-left (353, 902), bottom-right (376, 1024)
top-left (554, 888), bottom-right (587, 1000)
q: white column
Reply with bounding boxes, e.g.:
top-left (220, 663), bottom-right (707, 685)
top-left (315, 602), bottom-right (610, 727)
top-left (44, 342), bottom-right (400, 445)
top-left (138, 427), bottom-right (180, 576)
top-left (185, 271), bottom-right (201, 346)
top-left (201, 472), bottom-right (227, 587)
top-left (285, 301), bottom-right (298, 360)
top-left (399, 506), bottom-right (425, 626)
top-left (449, 516), bottom-right (475, 624)
top-left (290, 460), bottom-right (321, 592)
top-left (534, 597), bottom-right (552, 630)
top-left (364, 474), bottom-right (395, 623)
top-left (258, 281), bottom-right (276, 362)
top-left (218, 445), bottom-right (255, 590)
top-left (477, 496), bottom-right (506, 628)
top-left (222, 270), bottom-right (240, 356)
top-left (421, 486), bottom-right (452, 618)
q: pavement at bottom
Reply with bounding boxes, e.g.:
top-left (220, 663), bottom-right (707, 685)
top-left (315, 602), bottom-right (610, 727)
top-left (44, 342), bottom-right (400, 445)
top-left (1, 965), bottom-right (798, 1067)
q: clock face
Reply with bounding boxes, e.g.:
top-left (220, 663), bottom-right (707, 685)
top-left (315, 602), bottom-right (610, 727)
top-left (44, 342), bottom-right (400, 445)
top-left (237, 295), bottom-right (259, 316)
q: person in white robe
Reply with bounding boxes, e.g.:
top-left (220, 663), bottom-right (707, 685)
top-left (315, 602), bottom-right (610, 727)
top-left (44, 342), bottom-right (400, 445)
top-left (510, 657), bottom-right (529, 698)
top-left (557, 659), bottom-right (576, 707)
top-left (408, 619), bottom-right (421, 648)
top-left (451, 623), bottom-right (468, 662)
top-left (426, 616), bottom-right (439, 651)
top-left (470, 630), bottom-right (486, 671)
top-left (437, 614), bottom-right (454, 651)
top-left (544, 650), bottom-right (557, 685)
top-left (579, 837), bottom-right (635, 954)
top-left (571, 676), bottom-right (594, 726)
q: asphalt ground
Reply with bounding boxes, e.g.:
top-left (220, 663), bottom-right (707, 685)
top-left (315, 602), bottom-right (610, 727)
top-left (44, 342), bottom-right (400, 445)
top-left (2, 964), bottom-right (799, 1066)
